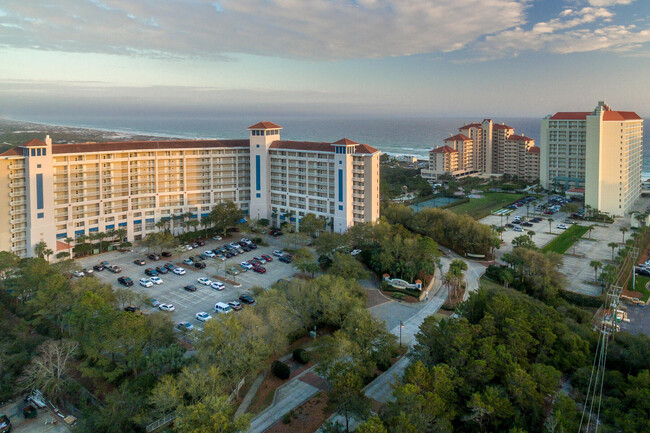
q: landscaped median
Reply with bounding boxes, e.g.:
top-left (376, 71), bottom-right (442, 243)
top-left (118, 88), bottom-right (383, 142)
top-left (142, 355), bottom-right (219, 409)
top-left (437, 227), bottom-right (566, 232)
top-left (447, 192), bottom-right (526, 220)
top-left (541, 224), bottom-right (590, 254)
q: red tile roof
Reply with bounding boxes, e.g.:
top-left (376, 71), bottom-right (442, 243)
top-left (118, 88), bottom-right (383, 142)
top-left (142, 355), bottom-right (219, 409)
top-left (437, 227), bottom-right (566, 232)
top-left (459, 123), bottom-right (481, 130)
top-left (527, 146), bottom-right (540, 154)
top-left (567, 187), bottom-right (585, 193)
top-left (431, 145), bottom-right (458, 154)
top-left (444, 134), bottom-right (471, 142)
top-left (550, 112), bottom-right (591, 120)
top-left (0, 147), bottom-right (23, 157)
top-left (23, 138), bottom-right (47, 147)
top-left (247, 121), bottom-right (282, 130)
top-left (270, 140), bottom-right (379, 154)
top-left (603, 111), bottom-right (642, 121)
top-left (333, 138), bottom-right (358, 145)
top-left (506, 134), bottom-right (534, 142)
top-left (493, 123), bottom-right (513, 130)
top-left (52, 139), bottom-right (250, 154)
top-left (56, 241), bottom-right (72, 251)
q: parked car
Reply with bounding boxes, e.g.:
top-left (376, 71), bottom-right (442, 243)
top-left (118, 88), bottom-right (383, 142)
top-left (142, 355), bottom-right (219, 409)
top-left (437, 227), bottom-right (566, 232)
top-left (199, 253), bottom-right (208, 260)
top-left (261, 254), bottom-right (273, 262)
top-left (183, 259), bottom-right (194, 265)
top-left (93, 264), bottom-right (105, 271)
top-left (198, 277), bottom-right (213, 286)
top-left (184, 284), bottom-right (198, 292)
top-left (204, 250), bottom-right (216, 258)
top-left (214, 302), bottom-right (232, 314)
top-left (216, 254), bottom-right (226, 261)
top-left (73, 270), bottom-right (84, 277)
top-left (556, 224), bottom-right (568, 230)
top-left (253, 256), bottom-right (267, 264)
top-left (211, 281), bottom-right (225, 291)
top-left (195, 312), bottom-right (212, 322)
top-left (124, 306), bottom-right (140, 313)
top-left (228, 300), bottom-right (243, 311)
top-left (213, 235), bottom-right (222, 240)
top-left (197, 241), bottom-right (206, 246)
top-left (194, 261), bottom-right (207, 269)
top-left (248, 243), bottom-right (257, 250)
top-left (241, 261), bottom-right (253, 270)
top-left (279, 256), bottom-right (292, 263)
top-left (161, 251), bottom-right (172, 257)
top-left (191, 243), bottom-right (199, 248)
top-left (164, 263), bottom-right (176, 271)
top-left (151, 298), bottom-right (161, 307)
top-left (350, 249), bottom-right (362, 256)
top-left (272, 249), bottom-right (284, 257)
top-left (239, 294), bottom-right (256, 304)
top-left (156, 266), bottom-right (169, 274)
top-left (134, 259), bottom-right (146, 266)
top-left (253, 266), bottom-right (266, 274)
top-left (159, 303), bottom-right (175, 312)
top-left (513, 227), bottom-right (524, 232)
top-left (147, 254), bottom-right (160, 261)
top-left (241, 245), bottom-right (252, 252)
top-left (177, 322), bottom-right (194, 331)
top-left (173, 267), bottom-right (186, 275)
top-left (118, 276), bottom-right (134, 286)
top-left (109, 265), bottom-right (122, 273)
top-left (82, 268), bottom-right (94, 275)
top-left (139, 278), bottom-right (153, 288)
top-left (185, 244), bottom-right (193, 250)
top-left (226, 267), bottom-right (240, 276)
top-left (145, 268), bottom-right (159, 277)
top-left (150, 276), bottom-right (163, 285)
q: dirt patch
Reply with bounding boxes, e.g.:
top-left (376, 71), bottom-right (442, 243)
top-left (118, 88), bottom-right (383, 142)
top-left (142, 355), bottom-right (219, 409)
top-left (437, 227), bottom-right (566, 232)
top-left (246, 361), bottom-right (314, 416)
top-left (265, 392), bottom-right (331, 433)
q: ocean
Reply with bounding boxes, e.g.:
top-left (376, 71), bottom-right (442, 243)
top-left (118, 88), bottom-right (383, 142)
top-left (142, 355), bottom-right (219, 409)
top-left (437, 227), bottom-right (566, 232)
top-left (17, 114), bottom-right (650, 178)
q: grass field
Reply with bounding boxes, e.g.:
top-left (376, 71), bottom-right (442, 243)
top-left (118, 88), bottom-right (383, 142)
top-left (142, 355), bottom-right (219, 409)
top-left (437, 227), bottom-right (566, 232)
top-left (448, 192), bottom-right (525, 220)
top-left (541, 224), bottom-right (590, 254)
top-left (628, 274), bottom-right (650, 302)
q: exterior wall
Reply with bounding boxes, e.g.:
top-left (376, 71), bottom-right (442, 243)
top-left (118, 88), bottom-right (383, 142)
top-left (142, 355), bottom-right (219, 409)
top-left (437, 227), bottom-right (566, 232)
top-left (525, 151), bottom-right (540, 182)
top-left (0, 155), bottom-right (26, 255)
top-left (362, 153), bottom-right (380, 223)
top-left (333, 145), bottom-right (355, 233)
top-left (481, 120), bottom-right (493, 174)
top-left (24, 140), bottom-right (56, 257)
top-left (540, 118), bottom-right (550, 189)
top-left (249, 128), bottom-right (279, 220)
top-left (541, 118), bottom-right (587, 191)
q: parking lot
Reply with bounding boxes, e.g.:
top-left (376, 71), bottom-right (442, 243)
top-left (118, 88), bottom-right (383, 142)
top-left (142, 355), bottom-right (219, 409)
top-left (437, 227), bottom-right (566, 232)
top-left (76, 235), bottom-right (297, 330)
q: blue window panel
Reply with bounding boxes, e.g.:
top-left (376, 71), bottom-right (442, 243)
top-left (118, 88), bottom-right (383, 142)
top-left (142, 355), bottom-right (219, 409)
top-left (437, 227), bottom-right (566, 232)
top-left (339, 160), bottom-right (342, 164)
top-left (31, 149), bottom-right (35, 156)
top-left (338, 169), bottom-right (343, 202)
top-left (75, 230), bottom-right (85, 236)
top-left (36, 173), bottom-right (44, 210)
top-left (280, 215), bottom-right (285, 220)
top-left (256, 193), bottom-right (261, 198)
top-left (133, 220), bottom-right (142, 225)
top-left (146, 218), bottom-right (155, 223)
top-left (200, 213), bottom-right (209, 218)
top-left (56, 233), bottom-right (66, 239)
top-left (105, 224), bottom-right (115, 230)
top-left (339, 205), bottom-right (343, 211)
top-left (89, 227), bottom-right (98, 232)
top-left (118, 222), bottom-right (127, 227)
top-left (191, 214), bottom-right (197, 219)
top-left (43, 149), bottom-right (46, 156)
top-left (243, 209), bottom-right (249, 215)
top-left (37, 212), bottom-right (44, 219)
top-left (290, 217), bottom-right (296, 222)
top-left (37, 148), bottom-right (41, 156)
top-left (255, 155), bottom-right (261, 191)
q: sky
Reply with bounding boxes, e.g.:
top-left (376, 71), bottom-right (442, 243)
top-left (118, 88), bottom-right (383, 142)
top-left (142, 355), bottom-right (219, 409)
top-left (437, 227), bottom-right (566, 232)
top-left (0, 0), bottom-right (649, 119)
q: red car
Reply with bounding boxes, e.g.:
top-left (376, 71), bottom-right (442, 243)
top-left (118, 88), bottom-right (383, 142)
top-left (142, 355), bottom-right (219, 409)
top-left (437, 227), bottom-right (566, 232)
top-left (260, 254), bottom-right (273, 262)
top-left (253, 266), bottom-right (266, 274)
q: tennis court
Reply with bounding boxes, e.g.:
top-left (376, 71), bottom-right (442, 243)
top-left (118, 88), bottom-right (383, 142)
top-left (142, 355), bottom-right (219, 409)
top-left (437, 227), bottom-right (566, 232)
top-left (411, 196), bottom-right (460, 211)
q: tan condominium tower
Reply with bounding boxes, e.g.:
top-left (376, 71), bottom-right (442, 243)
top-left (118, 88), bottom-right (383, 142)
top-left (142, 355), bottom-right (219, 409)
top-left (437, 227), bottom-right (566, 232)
top-left (0, 122), bottom-right (381, 258)
top-left (540, 101), bottom-right (643, 216)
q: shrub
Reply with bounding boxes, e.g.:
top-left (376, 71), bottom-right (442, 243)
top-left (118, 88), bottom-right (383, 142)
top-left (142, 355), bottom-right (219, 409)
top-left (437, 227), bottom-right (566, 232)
top-left (282, 413), bottom-right (291, 424)
top-left (56, 251), bottom-right (70, 259)
top-left (293, 348), bottom-right (310, 364)
top-left (558, 290), bottom-right (603, 308)
top-left (376, 357), bottom-right (391, 372)
top-left (272, 360), bottom-right (291, 380)
top-left (251, 236), bottom-right (269, 246)
top-left (392, 292), bottom-right (406, 300)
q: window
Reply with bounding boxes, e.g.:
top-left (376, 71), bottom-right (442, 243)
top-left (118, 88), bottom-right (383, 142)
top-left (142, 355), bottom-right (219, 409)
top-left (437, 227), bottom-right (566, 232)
top-left (37, 212), bottom-right (44, 219)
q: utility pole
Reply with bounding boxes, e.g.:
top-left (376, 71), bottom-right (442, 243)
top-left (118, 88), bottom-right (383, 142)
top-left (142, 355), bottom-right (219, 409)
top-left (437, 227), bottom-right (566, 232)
top-left (399, 321), bottom-right (404, 347)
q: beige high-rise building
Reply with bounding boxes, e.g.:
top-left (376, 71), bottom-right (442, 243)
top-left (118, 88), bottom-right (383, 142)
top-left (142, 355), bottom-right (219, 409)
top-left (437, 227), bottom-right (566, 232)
top-left (540, 101), bottom-right (643, 216)
top-left (0, 122), bottom-right (381, 258)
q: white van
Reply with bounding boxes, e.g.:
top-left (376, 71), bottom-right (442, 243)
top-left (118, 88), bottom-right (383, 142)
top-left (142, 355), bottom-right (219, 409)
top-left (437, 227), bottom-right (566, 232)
top-left (214, 302), bottom-right (232, 314)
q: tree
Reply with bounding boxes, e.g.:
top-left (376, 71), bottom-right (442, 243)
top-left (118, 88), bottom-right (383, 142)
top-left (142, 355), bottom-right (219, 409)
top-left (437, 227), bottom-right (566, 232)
top-left (571, 235), bottom-right (579, 255)
top-left (620, 227), bottom-right (628, 243)
top-left (608, 242), bottom-right (619, 261)
top-left (299, 213), bottom-right (326, 237)
top-left (19, 339), bottom-right (78, 404)
top-left (174, 394), bottom-right (250, 433)
top-left (325, 363), bottom-right (371, 433)
top-left (33, 241), bottom-right (48, 259)
top-left (314, 232), bottom-right (349, 260)
top-left (355, 416), bottom-right (387, 433)
top-left (209, 201), bottom-right (244, 237)
top-left (587, 225), bottom-right (595, 239)
top-left (293, 247), bottom-right (320, 277)
top-left (496, 226), bottom-right (505, 241)
top-left (512, 235), bottom-right (536, 250)
top-left (547, 217), bottom-right (554, 234)
top-left (590, 260), bottom-right (602, 283)
top-left (328, 252), bottom-right (369, 280)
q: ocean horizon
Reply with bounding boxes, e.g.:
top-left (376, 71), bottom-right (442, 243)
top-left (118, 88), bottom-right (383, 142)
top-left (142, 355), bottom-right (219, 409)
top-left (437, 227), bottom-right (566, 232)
top-left (10, 114), bottom-right (650, 178)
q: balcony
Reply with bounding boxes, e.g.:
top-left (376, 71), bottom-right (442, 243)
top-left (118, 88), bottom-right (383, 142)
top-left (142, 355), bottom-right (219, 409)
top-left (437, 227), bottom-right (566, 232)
top-left (9, 172), bottom-right (25, 179)
top-left (11, 227), bottom-right (26, 234)
top-left (9, 199), bottom-right (26, 206)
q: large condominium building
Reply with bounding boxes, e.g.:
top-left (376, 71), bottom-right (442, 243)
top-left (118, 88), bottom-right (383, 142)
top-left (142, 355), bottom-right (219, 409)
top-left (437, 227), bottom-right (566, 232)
top-left (0, 122), bottom-right (380, 258)
top-left (421, 119), bottom-right (539, 181)
top-left (540, 101), bottom-right (643, 216)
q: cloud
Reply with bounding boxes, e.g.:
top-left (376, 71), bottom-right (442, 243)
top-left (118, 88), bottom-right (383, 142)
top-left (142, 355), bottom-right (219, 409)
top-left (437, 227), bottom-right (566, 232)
top-left (467, 6), bottom-right (650, 60)
top-left (0, 0), bottom-right (528, 60)
top-left (588, 0), bottom-right (635, 6)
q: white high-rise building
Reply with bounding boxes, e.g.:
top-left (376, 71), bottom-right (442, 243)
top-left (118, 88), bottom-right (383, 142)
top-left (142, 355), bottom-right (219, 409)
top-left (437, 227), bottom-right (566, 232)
top-left (540, 101), bottom-right (643, 216)
top-left (0, 122), bottom-right (381, 258)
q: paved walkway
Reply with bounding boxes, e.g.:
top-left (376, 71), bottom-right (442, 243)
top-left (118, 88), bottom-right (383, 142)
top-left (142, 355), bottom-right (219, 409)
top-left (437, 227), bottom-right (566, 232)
top-left (235, 373), bottom-right (265, 419)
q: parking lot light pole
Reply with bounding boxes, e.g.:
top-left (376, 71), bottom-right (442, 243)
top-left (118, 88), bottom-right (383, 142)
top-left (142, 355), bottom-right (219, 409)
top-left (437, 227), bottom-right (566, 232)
top-left (399, 321), bottom-right (404, 347)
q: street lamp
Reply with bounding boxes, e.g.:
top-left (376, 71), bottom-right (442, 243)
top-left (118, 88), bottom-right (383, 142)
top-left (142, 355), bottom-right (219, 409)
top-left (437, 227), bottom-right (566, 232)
top-left (399, 321), bottom-right (404, 347)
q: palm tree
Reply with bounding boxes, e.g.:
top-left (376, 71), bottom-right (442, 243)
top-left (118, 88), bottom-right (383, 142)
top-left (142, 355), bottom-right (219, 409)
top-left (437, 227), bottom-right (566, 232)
top-left (608, 242), bottom-right (619, 261)
top-left (64, 236), bottom-right (74, 257)
top-left (528, 230), bottom-right (535, 241)
top-left (496, 226), bottom-right (505, 241)
top-left (548, 217), bottom-right (554, 234)
top-left (43, 248), bottom-right (53, 261)
top-left (571, 236), bottom-right (579, 255)
top-left (34, 241), bottom-right (48, 259)
top-left (587, 225), bottom-right (595, 239)
top-left (590, 260), bottom-right (602, 282)
top-left (585, 204), bottom-right (592, 219)
top-left (97, 231), bottom-right (107, 252)
top-left (634, 213), bottom-right (646, 228)
top-left (620, 227), bottom-right (628, 243)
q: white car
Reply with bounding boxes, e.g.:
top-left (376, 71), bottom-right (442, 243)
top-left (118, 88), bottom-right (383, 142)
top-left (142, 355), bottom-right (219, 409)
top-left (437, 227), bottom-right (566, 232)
top-left (211, 281), bottom-right (225, 291)
top-left (185, 244), bottom-right (193, 250)
top-left (198, 277), bottom-right (213, 286)
top-left (513, 226), bottom-right (524, 232)
top-left (150, 276), bottom-right (163, 285)
top-left (216, 254), bottom-right (226, 261)
top-left (556, 224), bottom-right (568, 230)
top-left (204, 251), bottom-right (216, 258)
top-left (195, 311), bottom-right (212, 322)
top-left (254, 256), bottom-right (267, 264)
top-left (213, 235), bottom-right (222, 241)
top-left (229, 242), bottom-right (240, 249)
top-left (350, 249), bottom-right (362, 256)
top-left (139, 278), bottom-right (153, 288)
top-left (241, 238), bottom-right (250, 243)
top-left (241, 261), bottom-right (253, 270)
top-left (73, 270), bottom-right (85, 277)
top-left (159, 303), bottom-right (175, 312)
top-left (272, 249), bottom-right (284, 257)
top-left (173, 267), bottom-right (186, 275)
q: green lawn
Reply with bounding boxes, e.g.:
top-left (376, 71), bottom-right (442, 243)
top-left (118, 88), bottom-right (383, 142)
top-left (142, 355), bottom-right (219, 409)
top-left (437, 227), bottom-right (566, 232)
top-left (448, 192), bottom-right (525, 220)
top-left (480, 277), bottom-right (506, 291)
top-left (628, 274), bottom-right (650, 302)
top-left (541, 224), bottom-right (590, 254)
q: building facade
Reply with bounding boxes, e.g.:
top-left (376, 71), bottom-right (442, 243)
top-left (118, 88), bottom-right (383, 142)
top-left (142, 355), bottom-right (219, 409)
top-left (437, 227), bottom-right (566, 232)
top-left (540, 101), bottom-right (643, 216)
top-left (0, 122), bottom-right (380, 258)
top-left (422, 119), bottom-right (539, 181)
